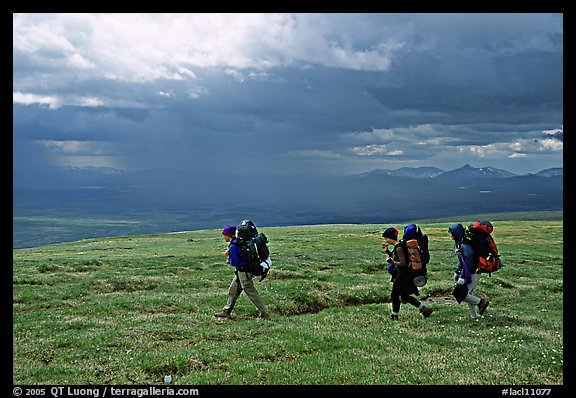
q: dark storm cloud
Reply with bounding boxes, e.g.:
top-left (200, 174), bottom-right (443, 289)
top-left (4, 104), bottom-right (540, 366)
top-left (13, 13), bottom-right (563, 178)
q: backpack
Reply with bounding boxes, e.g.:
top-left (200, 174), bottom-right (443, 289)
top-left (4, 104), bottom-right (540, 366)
top-left (236, 220), bottom-right (271, 280)
top-left (401, 224), bottom-right (430, 273)
top-left (399, 239), bottom-right (423, 271)
top-left (464, 221), bottom-right (502, 275)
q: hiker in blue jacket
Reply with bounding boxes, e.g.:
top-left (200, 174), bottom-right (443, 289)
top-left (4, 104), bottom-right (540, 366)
top-left (382, 227), bottom-right (433, 320)
top-left (215, 225), bottom-right (269, 319)
top-left (449, 223), bottom-right (489, 318)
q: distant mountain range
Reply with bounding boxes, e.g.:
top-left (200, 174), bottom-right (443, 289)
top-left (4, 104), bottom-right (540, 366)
top-left (15, 163), bottom-right (563, 188)
top-left (531, 167), bottom-right (563, 177)
top-left (353, 164), bottom-right (562, 180)
top-left (13, 164), bottom-right (563, 248)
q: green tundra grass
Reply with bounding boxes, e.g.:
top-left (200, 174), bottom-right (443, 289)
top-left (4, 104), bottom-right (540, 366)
top-left (12, 215), bottom-right (563, 385)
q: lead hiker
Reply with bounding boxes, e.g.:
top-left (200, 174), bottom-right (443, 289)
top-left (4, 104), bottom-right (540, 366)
top-left (382, 227), bottom-right (433, 320)
top-left (448, 223), bottom-right (489, 319)
top-left (214, 225), bottom-right (269, 319)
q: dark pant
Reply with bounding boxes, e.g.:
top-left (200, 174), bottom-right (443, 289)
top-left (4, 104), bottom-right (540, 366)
top-left (391, 271), bottom-right (421, 313)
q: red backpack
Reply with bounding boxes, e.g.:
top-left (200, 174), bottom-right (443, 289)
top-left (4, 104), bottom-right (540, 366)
top-left (465, 221), bottom-right (502, 274)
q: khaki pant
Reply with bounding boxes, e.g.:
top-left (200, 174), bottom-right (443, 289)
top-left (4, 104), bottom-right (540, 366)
top-left (223, 271), bottom-right (268, 316)
top-left (463, 273), bottom-right (482, 318)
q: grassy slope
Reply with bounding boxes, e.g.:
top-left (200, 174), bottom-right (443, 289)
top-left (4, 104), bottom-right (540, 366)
top-left (13, 216), bottom-right (563, 385)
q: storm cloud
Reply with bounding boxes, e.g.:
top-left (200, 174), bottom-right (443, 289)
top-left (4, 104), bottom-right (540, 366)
top-left (13, 13), bottom-right (563, 180)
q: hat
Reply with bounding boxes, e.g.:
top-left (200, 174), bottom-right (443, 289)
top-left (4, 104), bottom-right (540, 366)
top-left (403, 224), bottom-right (418, 240)
top-left (448, 223), bottom-right (465, 241)
top-left (382, 227), bottom-right (398, 240)
top-left (221, 225), bottom-right (236, 237)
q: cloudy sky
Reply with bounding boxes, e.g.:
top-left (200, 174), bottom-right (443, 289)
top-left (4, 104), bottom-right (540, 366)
top-left (13, 13), bottom-right (563, 179)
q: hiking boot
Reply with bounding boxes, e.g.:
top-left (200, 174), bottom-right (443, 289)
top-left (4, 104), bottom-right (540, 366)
top-left (390, 314), bottom-right (399, 321)
top-left (420, 306), bottom-right (433, 318)
top-left (478, 299), bottom-right (489, 315)
top-left (214, 310), bottom-right (231, 318)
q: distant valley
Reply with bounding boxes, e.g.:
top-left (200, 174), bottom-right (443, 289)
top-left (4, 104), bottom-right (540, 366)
top-left (13, 164), bottom-right (563, 248)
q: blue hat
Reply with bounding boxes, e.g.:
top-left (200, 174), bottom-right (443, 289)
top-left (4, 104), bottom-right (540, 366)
top-left (382, 227), bottom-right (398, 239)
top-left (448, 223), bottom-right (465, 240)
top-left (403, 224), bottom-right (418, 239)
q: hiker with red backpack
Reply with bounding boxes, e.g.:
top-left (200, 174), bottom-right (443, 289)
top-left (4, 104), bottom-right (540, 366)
top-left (449, 223), bottom-right (490, 318)
top-left (381, 227), bottom-right (433, 320)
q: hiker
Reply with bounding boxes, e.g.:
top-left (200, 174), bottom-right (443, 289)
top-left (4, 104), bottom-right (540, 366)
top-left (215, 225), bottom-right (269, 319)
top-left (381, 227), bottom-right (433, 320)
top-left (448, 223), bottom-right (489, 318)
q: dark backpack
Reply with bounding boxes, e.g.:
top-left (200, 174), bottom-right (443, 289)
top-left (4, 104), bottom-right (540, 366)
top-left (236, 220), bottom-right (271, 280)
top-left (464, 220), bottom-right (502, 275)
top-left (401, 224), bottom-right (430, 273)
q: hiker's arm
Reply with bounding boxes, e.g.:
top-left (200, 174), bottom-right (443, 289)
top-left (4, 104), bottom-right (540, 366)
top-left (454, 245), bottom-right (463, 275)
top-left (397, 246), bottom-right (409, 268)
top-left (454, 256), bottom-right (463, 280)
top-left (381, 243), bottom-right (393, 257)
top-left (461, 243), bottom-right (476, 274)
top-left (227, 244), bottom-right (243, 268)
top-left (390, 245), bottom-right (408, 268)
